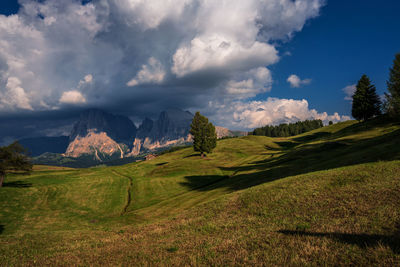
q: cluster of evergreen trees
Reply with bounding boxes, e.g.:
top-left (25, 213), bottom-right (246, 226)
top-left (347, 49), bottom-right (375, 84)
top-left (352, 53), bottom-right (400, 121)
top-left (252, 119), bottom-right (323, 137)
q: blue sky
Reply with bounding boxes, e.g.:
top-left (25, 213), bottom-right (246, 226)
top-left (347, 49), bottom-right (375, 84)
top-left (265, 0), bottom-right (400, 116)
top-left (0, 1), bottom-right (19, 16)
top-left (0, 0), bottom-right (399, 140)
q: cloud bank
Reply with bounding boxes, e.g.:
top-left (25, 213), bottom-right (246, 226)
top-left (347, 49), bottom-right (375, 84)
top-left (208, 98), bottom-right (350, 130)
top-left (0, 0), bottom-right (349, 136)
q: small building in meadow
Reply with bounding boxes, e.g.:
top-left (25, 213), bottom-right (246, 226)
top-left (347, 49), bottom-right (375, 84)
top-left (145, 154), bottom-right (157, 161)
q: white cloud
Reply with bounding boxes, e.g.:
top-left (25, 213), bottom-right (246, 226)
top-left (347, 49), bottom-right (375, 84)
top-left (207, 97), bottom-right (350, 130)
top-left (287, 74), bottom-right (311, 88)
top-left (0, 0), bottom-right (326, 118)
top-left (84, 74), bottom-right (93, 83)
top-left (0, 77), bottom-right (32, 110)
top-left (44, 16), bottom-right (56, 26)
top-left (59, 90), bottom-right (86, 104)
top-left (127, 57), bottom-right (165, 87)
top-left (172, 36), bottom-right (278, 77)
top-left (113, 0), bottom-right (190, 30)
top-left (225, 67), bottom-right (272, 99)
top-left (342, 84), bottom-right (356, 101)
top-left (0, 1), bottom-right (108, 111)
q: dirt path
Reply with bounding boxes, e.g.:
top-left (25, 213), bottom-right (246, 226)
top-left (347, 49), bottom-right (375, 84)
top-left (112, 170), bottom-right (133, 215)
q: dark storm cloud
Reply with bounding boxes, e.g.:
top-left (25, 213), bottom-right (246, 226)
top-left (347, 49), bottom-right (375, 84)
top-left (0, 0), bottom-right (341, 141)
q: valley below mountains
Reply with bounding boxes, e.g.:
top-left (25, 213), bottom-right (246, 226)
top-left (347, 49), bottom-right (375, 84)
top-left (19, 108), bottom-right (246, 167)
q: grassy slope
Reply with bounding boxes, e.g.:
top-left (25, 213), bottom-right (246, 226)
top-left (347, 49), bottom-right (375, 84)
top-left (1, 118), bottom-right (400, 265)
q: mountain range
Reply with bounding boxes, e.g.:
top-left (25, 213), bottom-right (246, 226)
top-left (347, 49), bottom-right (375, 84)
top-left (18, 108), bottom-right (246, 166)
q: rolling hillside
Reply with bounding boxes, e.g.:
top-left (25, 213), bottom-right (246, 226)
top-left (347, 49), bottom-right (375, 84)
top-left (1, 118), bottom-right (400, 265)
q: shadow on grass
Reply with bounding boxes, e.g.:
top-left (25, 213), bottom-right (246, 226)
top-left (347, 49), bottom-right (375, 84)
top-left (3, 181), bottom-right (33, 188)
top-left (180, 123), bottom-right (400, 193)
top-left (277, 229), bottom-right (400, 254)
top-left (180, 175), bottom-right (230, 191)
top-left (274, 141), bottom-right (298, 150)
top-left (156, 162), bottom-right (168, 166)
top-left (293, 131), bottom-right (331, 142)
top-left (184, 153), bottom-right (201, 158)
top-left (0, 225), bottom-right (3, 235)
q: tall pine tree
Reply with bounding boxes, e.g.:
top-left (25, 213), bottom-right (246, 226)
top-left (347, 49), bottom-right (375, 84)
top-left (352, 75), bottom-right (381, 121)
top-left (385, 53), bottom-right (400, 117)
top-left (190, 112), bottom-right (217, 157)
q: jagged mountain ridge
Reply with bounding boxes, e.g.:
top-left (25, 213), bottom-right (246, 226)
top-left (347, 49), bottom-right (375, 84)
top-left (65, 109), bottom-right (137, 160)
top-left (66, 108), bottom-right (194, 159)
top-left (136, 108), bottom-right (193, 141)
top-left (130, 108), bottom-right (194, 156)
top-left (69, 109), bottom-right (137, 145)
top-left (21, 108), bottom-right (244, 165)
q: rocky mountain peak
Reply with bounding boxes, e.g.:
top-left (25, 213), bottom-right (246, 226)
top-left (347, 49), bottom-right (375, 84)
top-left (69, 109), bottom-right (137, 145)
top-left (130, 108), bottom-right (194, 155)
top-left (137, 108), bottom-right (193, 141)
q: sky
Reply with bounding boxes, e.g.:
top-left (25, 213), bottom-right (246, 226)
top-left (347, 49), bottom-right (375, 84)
top-left (0, 0), bottom-right (399, 143)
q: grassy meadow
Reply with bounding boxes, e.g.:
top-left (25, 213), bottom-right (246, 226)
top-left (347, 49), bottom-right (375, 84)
top-left (1, 118), bottom-right (400, 265)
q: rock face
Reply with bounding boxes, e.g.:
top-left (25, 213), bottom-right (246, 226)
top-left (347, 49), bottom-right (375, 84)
top-left (215, 126), bottom-right (234, 139)
top-left (18, 108), bottom-right (247, 163)
top-left (65, 108), bottom-right (194, 159)
top-left (65, 109), bottom-right (136, 159)
top-left (215, 126), bottom-right (248, 139)
top-left (69, 109), bottom-right (136, 145)
top-left (129, 108), bottom-right (193, 156)
top-left (65, 131), bottom-right (127, 160)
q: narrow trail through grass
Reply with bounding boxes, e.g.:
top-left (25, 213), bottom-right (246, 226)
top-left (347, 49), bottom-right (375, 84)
top-left (111, 170), bottom-right (133, 216)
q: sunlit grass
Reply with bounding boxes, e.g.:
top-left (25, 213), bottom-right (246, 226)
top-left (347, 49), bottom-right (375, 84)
top-left (1, 118), bottom-right (399, 265)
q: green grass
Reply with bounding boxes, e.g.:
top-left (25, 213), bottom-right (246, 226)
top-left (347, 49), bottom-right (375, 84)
top-left (1, 118), bottom-right (400, 265)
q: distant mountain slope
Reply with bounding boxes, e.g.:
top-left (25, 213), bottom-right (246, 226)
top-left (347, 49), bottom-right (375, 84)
top-left (65, 109), bottom-right (136, 159)
top-left (18, 136), bottom-right (69, 156)
top-left (130, 108), bottom-right (193, 155)
top-left (136, 108), bottom-right (193, 140)
top-left (20, 108), bottom-right (247, 166)
top-left (69, 109), bottom-right (137, 144)
top-left (215, 126), bottom-right (248, 138)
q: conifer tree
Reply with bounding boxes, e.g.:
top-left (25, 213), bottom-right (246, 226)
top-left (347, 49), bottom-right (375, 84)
top-left (0, 142), bottom-right (32, 187)
top-left (190, 112), bottom-right (217, 157)
top-left (352, 75), bottom-right (381, 121)
top-left (385, 53), bottom-right (400, 117)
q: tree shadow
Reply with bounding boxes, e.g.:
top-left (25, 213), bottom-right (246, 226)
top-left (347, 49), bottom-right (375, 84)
top-left (181, 126), bottom-right (400, 193)
top-left (274, 141), bottom-right (298, 150)
top-left (180, 175), bottom-right (230, 191)
top-left (293, 131), bottom-right (331, 142)
top-left (184, 153), bottom-right (201, 158)
top-left (0, 225), bottom-right (4, 235)
top-left (277, 229), bottom-right (400, 254)
top-left (264, 145), bottom-right (281, 151)
top-left (156, 162), bottom-right (168, 166)
top-left (3, 181), bottom-right (32, 188)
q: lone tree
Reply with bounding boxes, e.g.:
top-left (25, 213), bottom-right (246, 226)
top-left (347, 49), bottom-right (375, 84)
top-left (352, 74), bottom-right (381, 121)
top-left (385, 53), bottom-right (400, 117)
top-left (190, 112), bottom-right (217, 157)
top-left (0, 142), bottom-right (32, 187)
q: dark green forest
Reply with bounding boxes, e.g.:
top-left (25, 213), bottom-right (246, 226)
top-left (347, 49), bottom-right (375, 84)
top-left (252, 119), bottom-right (324, 137)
